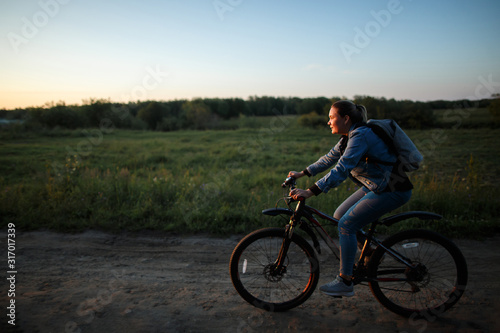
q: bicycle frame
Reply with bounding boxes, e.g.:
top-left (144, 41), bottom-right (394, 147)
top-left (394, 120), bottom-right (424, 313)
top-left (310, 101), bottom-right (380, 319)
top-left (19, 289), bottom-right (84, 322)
top-left (265, 195), bottom-right (442, 284)
top-left (231, 177), bottom-right (465, 317)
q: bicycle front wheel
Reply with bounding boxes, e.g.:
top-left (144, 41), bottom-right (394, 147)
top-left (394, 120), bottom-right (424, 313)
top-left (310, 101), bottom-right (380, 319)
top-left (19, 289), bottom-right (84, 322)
top-left (368, 229), bottom-right (468, 318)
top-left (229, 227), bottom-right (319, 312)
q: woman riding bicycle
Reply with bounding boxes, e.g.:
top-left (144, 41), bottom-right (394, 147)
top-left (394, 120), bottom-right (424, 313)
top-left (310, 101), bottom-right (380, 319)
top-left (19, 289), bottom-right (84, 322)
top-left (288, 100), bottom-right (413, 297)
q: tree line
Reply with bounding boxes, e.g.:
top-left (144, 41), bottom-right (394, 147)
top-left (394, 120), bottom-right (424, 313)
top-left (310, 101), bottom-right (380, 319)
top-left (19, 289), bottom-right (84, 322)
top-left (0, 95), bottom-right (496, 131)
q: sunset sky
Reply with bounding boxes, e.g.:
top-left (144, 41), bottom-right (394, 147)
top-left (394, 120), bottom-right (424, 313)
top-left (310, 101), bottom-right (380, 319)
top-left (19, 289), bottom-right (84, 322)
top-left (1, 0), bottom-right (499, 109)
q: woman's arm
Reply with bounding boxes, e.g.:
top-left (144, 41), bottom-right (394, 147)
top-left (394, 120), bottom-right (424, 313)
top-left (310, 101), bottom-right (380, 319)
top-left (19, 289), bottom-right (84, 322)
top-left (314, 129), bottom-right (369, 193)
top-left (305, 138), bottom-right (343, 176)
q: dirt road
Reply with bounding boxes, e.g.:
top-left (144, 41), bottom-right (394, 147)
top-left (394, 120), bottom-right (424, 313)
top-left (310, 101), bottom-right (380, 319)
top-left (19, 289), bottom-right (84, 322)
top-left (1, 230), bottom-right (499, 332)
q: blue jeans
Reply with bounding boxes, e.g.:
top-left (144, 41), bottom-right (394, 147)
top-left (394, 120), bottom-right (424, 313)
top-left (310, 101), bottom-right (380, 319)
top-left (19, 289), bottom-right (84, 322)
top-left (334, 186), bottom-right (412, 277)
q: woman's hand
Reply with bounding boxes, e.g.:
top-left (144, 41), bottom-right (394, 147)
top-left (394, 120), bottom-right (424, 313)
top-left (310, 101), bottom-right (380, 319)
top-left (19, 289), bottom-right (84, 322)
top-left (288, 171), bottom-right (305, 179)
top-left (289, 188), bottom-right (314, 200)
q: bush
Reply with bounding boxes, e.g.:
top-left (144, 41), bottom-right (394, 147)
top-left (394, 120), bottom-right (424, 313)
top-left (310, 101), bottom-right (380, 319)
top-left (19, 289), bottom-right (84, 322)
top-left (138, 102), bottom-right (166, 130)
top-left (298, 112), bottom-right (326, 128)
top-left (157, 116), bottom-right (183, 131)
top-left (182, 99), bottom-right (219, 130)
top-left (489, 96), bottom-right (500, 127)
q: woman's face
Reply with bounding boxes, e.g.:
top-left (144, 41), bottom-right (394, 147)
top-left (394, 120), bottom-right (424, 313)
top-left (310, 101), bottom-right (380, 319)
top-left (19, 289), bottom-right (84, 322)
top-left (327, 106), bottom-right (351, 135)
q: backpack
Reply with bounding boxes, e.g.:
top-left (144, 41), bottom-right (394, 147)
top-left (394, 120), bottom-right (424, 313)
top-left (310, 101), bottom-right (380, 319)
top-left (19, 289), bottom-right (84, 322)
top-left (365, 119), bottom-right (423, 172)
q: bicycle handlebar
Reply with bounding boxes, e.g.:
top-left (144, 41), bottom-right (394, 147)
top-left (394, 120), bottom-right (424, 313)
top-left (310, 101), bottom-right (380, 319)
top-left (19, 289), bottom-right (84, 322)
top-left (281, 176), bottom-right (297, 189)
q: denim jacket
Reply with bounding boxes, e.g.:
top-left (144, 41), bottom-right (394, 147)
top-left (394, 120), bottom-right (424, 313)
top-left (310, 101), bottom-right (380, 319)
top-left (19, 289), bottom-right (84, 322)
top-left (306, 125), bottom-right (398, 194)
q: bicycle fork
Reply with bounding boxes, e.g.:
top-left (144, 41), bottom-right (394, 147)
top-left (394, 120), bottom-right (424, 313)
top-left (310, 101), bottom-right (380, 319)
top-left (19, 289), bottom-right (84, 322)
top-left (272, 200), bottom-right (305, 276)
top-left (270, 224), bottom-right (294, 276)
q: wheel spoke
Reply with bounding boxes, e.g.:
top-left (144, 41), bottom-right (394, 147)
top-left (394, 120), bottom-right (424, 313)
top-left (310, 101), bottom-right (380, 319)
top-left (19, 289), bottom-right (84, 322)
top-left (230, 228), bottom-right (319, 312)
top-left (369, 230), bottom-right (467, 318)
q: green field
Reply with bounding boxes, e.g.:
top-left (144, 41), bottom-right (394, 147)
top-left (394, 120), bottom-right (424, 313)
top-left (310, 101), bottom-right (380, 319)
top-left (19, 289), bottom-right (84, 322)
top-left (433, 107), bottom-right (494, 128)
top-left (1, 116), bottom-right (499, 238)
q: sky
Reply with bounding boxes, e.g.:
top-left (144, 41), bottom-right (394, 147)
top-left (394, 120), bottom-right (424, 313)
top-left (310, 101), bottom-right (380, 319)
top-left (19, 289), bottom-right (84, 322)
top-left (1, 0), bottom-right (499, 109)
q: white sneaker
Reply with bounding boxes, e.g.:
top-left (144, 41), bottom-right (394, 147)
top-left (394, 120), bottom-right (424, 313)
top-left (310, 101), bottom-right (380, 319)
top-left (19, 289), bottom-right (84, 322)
top-left (319, 276), bottom-right (354, 297)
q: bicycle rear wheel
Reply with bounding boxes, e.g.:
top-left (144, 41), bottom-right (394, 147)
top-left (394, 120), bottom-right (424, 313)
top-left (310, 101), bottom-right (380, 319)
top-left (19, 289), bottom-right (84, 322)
top-left (229, 227), bottom-right (319, 312)
top-left (368, 229), bottom-right (468, 318)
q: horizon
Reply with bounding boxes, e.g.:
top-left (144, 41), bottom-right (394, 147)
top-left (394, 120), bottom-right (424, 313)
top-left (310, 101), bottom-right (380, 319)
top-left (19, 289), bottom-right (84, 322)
top-left (0, 94), bottom-right (495, 112)
top-left (1, 0), bottom-right (499, 110)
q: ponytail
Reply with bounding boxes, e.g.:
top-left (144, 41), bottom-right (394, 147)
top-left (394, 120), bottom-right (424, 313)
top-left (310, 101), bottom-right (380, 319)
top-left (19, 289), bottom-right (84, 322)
top-left (354, 104), bottom-right (368, 123)
top-left (332, 100), bottom-right (368, 124)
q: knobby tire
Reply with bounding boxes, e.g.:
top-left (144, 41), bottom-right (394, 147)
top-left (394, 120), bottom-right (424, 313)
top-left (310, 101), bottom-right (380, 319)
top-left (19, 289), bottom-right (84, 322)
top-left (368, 229), bottom-right (468, 318)
top-left (229, 228), bottom-right (320, 312)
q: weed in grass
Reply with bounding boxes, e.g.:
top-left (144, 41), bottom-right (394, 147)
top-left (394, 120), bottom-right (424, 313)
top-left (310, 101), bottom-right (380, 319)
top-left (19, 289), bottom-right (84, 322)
top-left (0, 123), bottom-right (499, 238)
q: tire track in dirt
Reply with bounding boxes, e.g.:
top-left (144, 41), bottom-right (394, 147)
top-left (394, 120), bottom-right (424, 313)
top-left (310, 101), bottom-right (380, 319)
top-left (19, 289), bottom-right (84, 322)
top-left (1, 230), bottom-right (499, 332)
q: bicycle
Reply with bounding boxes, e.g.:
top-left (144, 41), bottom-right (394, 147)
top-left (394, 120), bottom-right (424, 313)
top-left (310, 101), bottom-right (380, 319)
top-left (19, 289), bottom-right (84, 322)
top-left (229, 177), bottom-right (468, 318)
